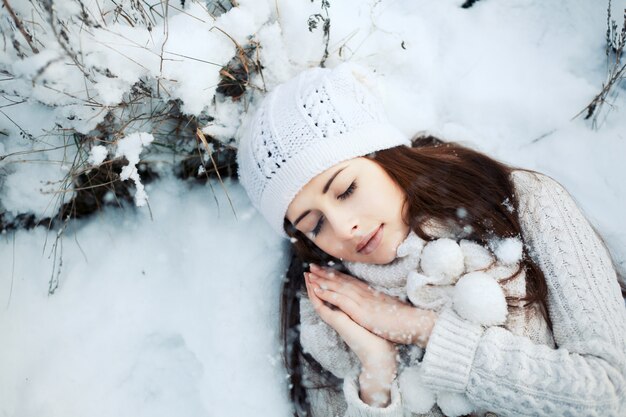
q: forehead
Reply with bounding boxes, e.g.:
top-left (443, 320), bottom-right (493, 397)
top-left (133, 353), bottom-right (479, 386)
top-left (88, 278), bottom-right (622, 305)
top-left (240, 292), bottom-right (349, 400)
top-left (285, 158), bottom-right (359, 220)
top-left (285, 157), bottom-right (379, 221)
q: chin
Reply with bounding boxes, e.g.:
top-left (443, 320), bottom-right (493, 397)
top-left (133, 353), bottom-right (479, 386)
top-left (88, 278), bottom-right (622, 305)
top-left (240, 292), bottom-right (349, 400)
top-left (368, 240), bottom-right (400, 265)
top-left (373, 251), bottom-right (398, 265)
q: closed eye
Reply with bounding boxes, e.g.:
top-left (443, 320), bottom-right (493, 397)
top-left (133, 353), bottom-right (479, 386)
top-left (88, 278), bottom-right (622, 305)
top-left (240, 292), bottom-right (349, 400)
top-left (338, 180), bottom-right (357, 200)
top-left (310, 215), bottom-right (324, 237)
top-left (309, 181), bottom-right (358, 237)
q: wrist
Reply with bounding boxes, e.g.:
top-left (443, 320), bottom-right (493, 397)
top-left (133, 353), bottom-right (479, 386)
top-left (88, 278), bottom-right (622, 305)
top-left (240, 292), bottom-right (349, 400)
top-left (410, 309), bottom-right (438, 347)
top-left (358, 344), bottom-right (397, 407)
top-left (358, 362), bottom-right (396, 407)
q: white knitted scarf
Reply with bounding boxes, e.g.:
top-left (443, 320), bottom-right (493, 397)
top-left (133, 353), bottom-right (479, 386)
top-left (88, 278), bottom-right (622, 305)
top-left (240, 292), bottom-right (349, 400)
top-left (342, 230), bottom-right (426, 298)
top-left (341, 229), bottom-right (526, 311)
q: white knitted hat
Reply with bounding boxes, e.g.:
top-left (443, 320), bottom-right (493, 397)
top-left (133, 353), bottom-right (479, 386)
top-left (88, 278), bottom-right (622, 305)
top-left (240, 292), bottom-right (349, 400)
top-left (237, 63), bottom-right (410, 238)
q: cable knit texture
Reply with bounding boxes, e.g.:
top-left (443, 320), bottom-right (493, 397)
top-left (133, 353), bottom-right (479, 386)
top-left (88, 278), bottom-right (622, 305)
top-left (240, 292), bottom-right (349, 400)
top-left (421, 171), bottom-right (626, 416)
top-left (299, 170), bottom-right (626, 417)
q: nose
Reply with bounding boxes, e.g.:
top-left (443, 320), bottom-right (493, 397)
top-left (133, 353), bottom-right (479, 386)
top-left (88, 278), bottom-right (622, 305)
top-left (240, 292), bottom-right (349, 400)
top-left (326, 207), bottom-right (360, 240)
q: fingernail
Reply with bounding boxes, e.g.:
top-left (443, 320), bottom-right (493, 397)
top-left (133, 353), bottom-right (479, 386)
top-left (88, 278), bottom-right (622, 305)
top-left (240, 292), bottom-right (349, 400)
top-left (310, 263), bottom-right (320, 271)
top-left (314, 287), bottom-right (321, 293)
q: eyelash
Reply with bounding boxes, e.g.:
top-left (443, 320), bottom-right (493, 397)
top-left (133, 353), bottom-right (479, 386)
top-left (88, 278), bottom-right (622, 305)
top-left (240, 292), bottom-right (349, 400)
top-left (310, 181), bottom-right (358, 237)
top-left (338, 181), bottom-right (357, 200)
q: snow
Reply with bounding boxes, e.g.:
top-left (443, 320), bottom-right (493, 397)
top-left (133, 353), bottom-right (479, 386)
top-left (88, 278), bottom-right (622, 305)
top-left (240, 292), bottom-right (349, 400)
top-left (115, 133), bottom-right (155, 207)
top-left (492, 237), bottom-right (524, 266)
top-left (1, 0), bottom-right (626, 415)
top-left (0, 177), bottom-right (292, 417)
top-left (202, 98), bottom-right (245, 141)
top-left (88, 145), bottom-right (108, 166)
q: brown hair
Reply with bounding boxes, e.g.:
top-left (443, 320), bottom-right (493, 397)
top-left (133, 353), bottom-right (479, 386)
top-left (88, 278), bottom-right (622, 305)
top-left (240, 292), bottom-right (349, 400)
top-left (280, 136), bottom-right (550, 416)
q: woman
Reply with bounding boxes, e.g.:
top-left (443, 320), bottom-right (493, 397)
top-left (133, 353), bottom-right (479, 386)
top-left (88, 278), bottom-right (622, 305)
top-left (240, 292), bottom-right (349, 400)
top-left (237, 64), bottom-right (626, 416)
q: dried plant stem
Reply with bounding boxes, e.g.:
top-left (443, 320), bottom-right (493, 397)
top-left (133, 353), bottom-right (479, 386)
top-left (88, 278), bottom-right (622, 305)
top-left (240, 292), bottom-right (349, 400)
top-left (196, 128), bottom-right (237, 219)
top-left (575, 62), bottom-right (626, 124)
top-left (158, 0), bottom-right (170, 98)
top-left (576, 2), bottom-right (626, 127)
top-left (2, 0), bottom-right (39, 53)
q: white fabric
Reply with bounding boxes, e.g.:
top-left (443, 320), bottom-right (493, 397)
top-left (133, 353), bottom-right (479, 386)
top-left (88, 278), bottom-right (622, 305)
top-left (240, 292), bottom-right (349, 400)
top-left (237, 63), bottom-right (410, 237)
top-left (299, 170), bottom-right (626, 417)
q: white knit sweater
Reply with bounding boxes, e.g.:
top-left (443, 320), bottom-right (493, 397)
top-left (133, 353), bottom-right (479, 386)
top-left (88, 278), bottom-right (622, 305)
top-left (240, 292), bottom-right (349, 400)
top-left (298, 170), bottom-right (626, 417)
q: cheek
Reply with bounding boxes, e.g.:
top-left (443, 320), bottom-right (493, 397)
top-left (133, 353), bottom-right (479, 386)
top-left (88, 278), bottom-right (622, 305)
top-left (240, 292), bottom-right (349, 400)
top-left (317, 237), bottom-right (350, 258)
top-left (357, 184), bottom-right (403, 218)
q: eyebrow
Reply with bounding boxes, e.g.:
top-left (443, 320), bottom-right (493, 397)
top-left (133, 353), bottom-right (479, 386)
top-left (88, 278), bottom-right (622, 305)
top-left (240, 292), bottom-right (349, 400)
top-left (322, 167), bottom-right (346, 194)
top-left (292, 167), bottom-right (346, 227)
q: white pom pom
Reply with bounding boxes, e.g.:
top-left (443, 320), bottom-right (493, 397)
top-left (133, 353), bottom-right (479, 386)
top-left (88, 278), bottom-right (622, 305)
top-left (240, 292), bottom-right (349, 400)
top-left (453, 272), bottom-right (507, 325)
top-left (406, 271), bottom-right (453, 310)
top-left (420, 239), bottom-right (464, 285)
top-left (396, 231), bottom-right (426, 258)
top-left (459, 240), bottom-right (495, 271)
top-left (407, 271), bottom-right (431, 293)
top-left (492, 237), bottom-right (523, 265)
top-left (437, 392), bottom-right (475, 417)
top-left (399, 366), bottom-right (436, 414)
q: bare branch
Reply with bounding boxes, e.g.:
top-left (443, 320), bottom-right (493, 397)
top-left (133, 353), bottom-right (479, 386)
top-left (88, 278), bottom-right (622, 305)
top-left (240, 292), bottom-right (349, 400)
top-left (2, 0), bottom-right (39, 53)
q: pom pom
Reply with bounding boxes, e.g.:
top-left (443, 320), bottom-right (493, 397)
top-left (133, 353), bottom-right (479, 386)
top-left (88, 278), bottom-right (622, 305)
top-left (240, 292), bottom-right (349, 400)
top-left (437, 392), bottom-right (476, 417)
top-left (486, 263), bottom-right (521, 282)
top-left (453, 272), bottom-right (507, 325)
top-left (407, 271), bottom-right (432, 293)
top-left (406, 271), bottom-right (453, 310)
top-left (492, 237), bottom-right (523, 265)
top-left (398, 366), bottom-right (436, 414)
top-left (459, 240), bottom-right (495, 271)
top-left (396, 231), bottom-right (426, 258)
top-left (420, 238), bottom-right (464, 285)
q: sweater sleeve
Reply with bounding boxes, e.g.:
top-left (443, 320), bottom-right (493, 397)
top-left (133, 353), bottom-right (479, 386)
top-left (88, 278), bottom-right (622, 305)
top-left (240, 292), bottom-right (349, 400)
top-left (301, 356), bottom-right (426, 417)
top-left (420, 170), bottom-right (626, 416)
top-left (301, 296), bottom-right (438, 416)
top-left (299, 296), bottom-right (360, 378)
top-left (300, 297), bottom-right (407, 416)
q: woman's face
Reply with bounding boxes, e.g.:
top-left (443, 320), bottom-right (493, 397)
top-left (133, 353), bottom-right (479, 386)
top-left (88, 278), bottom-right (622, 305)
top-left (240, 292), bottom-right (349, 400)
top-left (285, 157), bottom-right (410, 264)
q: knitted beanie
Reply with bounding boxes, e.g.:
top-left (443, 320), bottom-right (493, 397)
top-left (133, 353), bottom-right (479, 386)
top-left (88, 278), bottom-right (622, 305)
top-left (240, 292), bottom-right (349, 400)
top-left (237, 63), bottom-right (410, 238)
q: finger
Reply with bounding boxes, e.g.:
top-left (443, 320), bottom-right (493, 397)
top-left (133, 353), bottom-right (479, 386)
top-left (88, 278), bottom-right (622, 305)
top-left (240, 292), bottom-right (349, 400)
top-left (313, 285), bottom-right (362, 321)
top-left (306, 274), bottom-right (345, 324)
top-left (305, 274), bottom-right (325, 311)
top-left (308, 273), bottom-right (363, 304)
top-left (310, 264), bottom-right (372, 294)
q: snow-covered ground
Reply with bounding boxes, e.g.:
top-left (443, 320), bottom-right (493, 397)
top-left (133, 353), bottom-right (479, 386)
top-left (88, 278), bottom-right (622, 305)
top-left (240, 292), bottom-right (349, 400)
top-left (1, 0), bottom-right (625, 416)
top-left (0, 178), bottom-right (292, 417)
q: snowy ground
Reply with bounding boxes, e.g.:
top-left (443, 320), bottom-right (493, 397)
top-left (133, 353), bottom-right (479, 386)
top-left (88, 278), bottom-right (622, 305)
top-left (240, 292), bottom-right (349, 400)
top-left (1, 0), bottom-right (625, 416)
top-left (0, 178), bottom-right (292, 417)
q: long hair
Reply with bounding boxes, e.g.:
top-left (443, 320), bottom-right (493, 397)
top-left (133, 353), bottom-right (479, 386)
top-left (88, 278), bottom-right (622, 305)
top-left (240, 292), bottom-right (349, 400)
top-left (280, 136), bottom-right (552, 416)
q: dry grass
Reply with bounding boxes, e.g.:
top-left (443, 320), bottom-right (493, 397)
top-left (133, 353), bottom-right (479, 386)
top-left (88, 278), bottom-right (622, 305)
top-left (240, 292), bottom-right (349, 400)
top-left (577, 1), bottom-right (626, 127)
top-left (0, 0), bottom-right (257, 235)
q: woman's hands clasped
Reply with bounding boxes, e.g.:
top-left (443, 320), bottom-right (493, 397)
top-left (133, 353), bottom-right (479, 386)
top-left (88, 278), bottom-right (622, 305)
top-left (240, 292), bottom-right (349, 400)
top-left (304, 263), bottom-right (438, 407)
top-left (306, 263), bottom-right (437, 347)
top-left (304, 267), bottom-right (397, 407)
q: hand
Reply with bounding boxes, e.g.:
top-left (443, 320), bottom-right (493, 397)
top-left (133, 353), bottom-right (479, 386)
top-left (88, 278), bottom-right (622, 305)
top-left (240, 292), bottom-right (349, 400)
top-left (308, 264), bottom-right (437, 347)
top-left (305, 272), bottom-right (397, 407)
top-left (304, 271), bottom-right (397, 367)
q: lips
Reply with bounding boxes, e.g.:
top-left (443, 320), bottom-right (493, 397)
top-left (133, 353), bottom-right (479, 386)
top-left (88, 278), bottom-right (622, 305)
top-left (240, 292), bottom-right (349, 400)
top-left (356, 224), bottom-right (383, 254)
